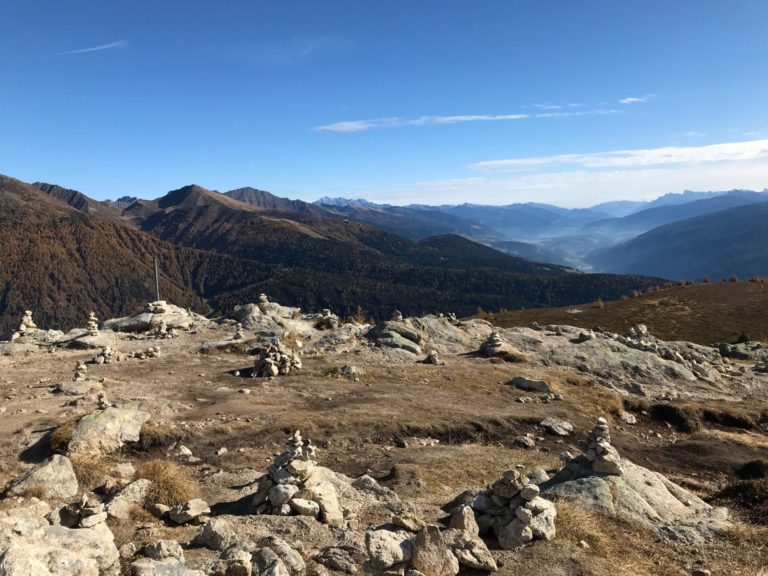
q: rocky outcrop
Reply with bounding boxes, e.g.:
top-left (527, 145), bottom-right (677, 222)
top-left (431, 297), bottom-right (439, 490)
top-left (102, 300), bottom-right (206, 334)
top-left (5, 455), bottom-right (79, 500)
top-left (543, 418), bottom-right (730, 542)
top-left (367, 321), bottom-right (423, 355)
top-left (67, 405), bottom-right (150, 456)
top-left (0, 497), bottom-right (119, 575)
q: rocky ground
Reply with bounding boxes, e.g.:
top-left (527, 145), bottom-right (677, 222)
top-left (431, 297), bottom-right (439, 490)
top-left (0, 299), bottom-right (766, 575)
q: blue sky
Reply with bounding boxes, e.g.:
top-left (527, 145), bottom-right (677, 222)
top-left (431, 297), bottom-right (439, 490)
top-left (2, 0), bottom-right (768, 206)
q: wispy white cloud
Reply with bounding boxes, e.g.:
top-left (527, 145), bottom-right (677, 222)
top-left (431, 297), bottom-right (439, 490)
top-left (315, 109), bottom-right (620, 133)
top-left (470, 139), bottom-right (768, 172)
top-left (361, 159), bottom-right (768, 207)
top-left (315, 114), bottom-right (529, 133)
top-left (619, 94), bottom-right (655, 104)
top-left (59, 40), bottom-right (129, 56)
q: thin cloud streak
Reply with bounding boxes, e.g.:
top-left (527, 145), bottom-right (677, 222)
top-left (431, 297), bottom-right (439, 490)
top-left (471, 139), bottom-right (768, 172)
top-left (364, 159), bottom-right (768, 207)
top-left (59, 40), bottom-right (130, 56)
top-left (315, 109), bottom-right (620, 132)
top-left (619, 94), bottom-right (655, 104)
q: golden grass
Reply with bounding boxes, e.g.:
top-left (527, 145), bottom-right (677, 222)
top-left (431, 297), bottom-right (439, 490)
top-left (70, 454), bottom-right (113, 490)
top-left (134, 459), bottom-right (197, 507)
top-left (137, 422), bottom-right (184, 453)
top-left (16, 485), bottom-right (47, 500)
top-left (49, 416), bottom-right (81, 454)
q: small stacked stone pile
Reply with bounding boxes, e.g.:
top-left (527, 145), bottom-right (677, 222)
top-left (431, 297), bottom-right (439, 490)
top-left (250, 431), bottom-right (344, 527)
top-left (582, 417), bottom-right (623, 475)
top-left (470, 468), bottom-right (557, 549)
top-left (391, 310), bottom-right (404, 322)
top-left (128, 346), bottom-right (161, 359)
top-left (315, 309), bottom-right (340, 330)
top-left (755, 360), bottom-right (768, 374)
top-left (97, 392), bottom-right (114, 410)
top-left (252, 340), bottom-right (302, 377)
top-left (57, 494), bottom-right (108, 529)
top-left (233, 323), bottom-right (245, 340)
top-left (145, 301), bottom-right (167, 314)
top-left (479, 331), bottom-right (527, 362)
top-left (11, 310), bottom-right (38, 340)
top-left (73, 361), bottom-right (88, 382)
top-left (480, 331), bottom-right (505, 354)
top-left (92, 346), bottom-right (117, 365)
top-left (87, 312), bottom-right (99, 337)
top-left (424, 350), bottom-right (443, 365)
top-left (149, 320), bottom-right (177, 339)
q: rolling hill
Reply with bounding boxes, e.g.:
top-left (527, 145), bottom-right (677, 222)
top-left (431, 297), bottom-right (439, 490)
top-left (0, 174), bottom-right (665, 331)
top-left (589, 200), bottom-right (768, 280)
top-left (586, 191), bottom-right (768, 240)
top-left (489, 281), bottom-right (768, 345)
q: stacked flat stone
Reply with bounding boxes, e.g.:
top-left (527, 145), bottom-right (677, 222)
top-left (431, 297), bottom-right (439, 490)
top-left (391, 310), bottom-right (404, 322)
top-left (480, 331), bottom-right (505, 355)
top-left (251, 431), bottom-right (343, 526)
top-left (73, 361), bottom-right (88, 382)
top-left (145, 301), bottom-right (167, 314)
top-left (58, 494), bottom-right (108, 529)
top-left (87, 312), bottom-right (99, 336)
top-left (129, 346), bottom-right (161, 359)
top-left (150, 320), bottom-right (172, 339)
top-left (315, 309), bottom-right (339, 330)
top-left (233, 323), bottom-right (245, 340)
top-left (583, 417), bottom-right (623, 475)
top-left (258, 293), bottom-right (269, 304)
top-left (20, 310), bottom-right (37, 332)
top-left (253, 340), bottom-right (302, 377)
top-left (425, 350), bottom-right (443, 365)
top-left (470, 468), bottom-right (557, 549)
top-left (11, 310), bottom-right (38, 340)
top-left (93, 346), bottom-right (116, 365)
top-left (97, 392), bottom-right (113, 410)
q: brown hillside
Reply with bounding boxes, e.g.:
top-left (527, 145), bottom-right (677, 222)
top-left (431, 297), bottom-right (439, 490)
top-left (488, 281), bottom-right (768, 345)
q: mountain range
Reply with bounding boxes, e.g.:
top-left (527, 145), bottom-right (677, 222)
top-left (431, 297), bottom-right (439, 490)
top-left (0, 174), bottom-right (663, 331)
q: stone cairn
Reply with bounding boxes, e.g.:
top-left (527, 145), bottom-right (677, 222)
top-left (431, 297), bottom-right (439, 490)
top-left (11, 310), bottom-right (37, 340)
top-left (579, 417), bottom-right (623, 476)
top-left (233, 323), bottom-right (245, 341)
top-left (145, 300), bottom-right (167, 314)
top-left (252, 340), bottom-right (302, 377)
top-left (470, 468), bottom-right (557, 549)
top-left (315, 309), bottom-right (339, 331)
top-left (73, 361), bottom-right (88, 382)
top-left (92, 346), bottom-right (116, 365)
top-left (20, 309), bottom-right (37, 330)
top-left (58, 494), bottom-right (107, 529)
top-left (391, 309), bottom-right (404, 322)
top-left (479, 330), bottom-right (527, 362)
top-left (96, 392), bottom-right (114, 410)
top-left (251, 431), bottom-right (343, 526)
top-left (258, 293), bottom-right (269, 305)
top-left (480, 331), bottom-right (505, 355)
top-left (86, 312), bottom-right (99, 337)
top-left (128, 345), bottom-right (161, 359)
top-left (424, 350), bottom-right (443, 365)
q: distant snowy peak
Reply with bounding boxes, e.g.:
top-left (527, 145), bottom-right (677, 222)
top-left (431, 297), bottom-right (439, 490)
top-left (314, 196), bottom-right (385, 208)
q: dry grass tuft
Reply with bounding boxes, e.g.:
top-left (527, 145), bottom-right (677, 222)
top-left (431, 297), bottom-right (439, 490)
top-left (497, 348), bottom-right (530, 363)
top-left (137, 422), bottom-right (184, 453)
top-left (70, 454), bottom-right (112, 490)
top-left (16, 485), bottom-right (47, 500)
top-left (49, 416), bottom-right (81, 454)
top-left (134, 459), bottom-right (197, 507)
top-left (281, 331), bottom-right (302, 351)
